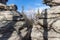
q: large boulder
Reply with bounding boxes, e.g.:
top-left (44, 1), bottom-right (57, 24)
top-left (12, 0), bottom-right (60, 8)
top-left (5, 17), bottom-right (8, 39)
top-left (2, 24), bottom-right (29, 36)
top-left (0, 11), bottom-right (33, 40)
top-left (31, 6), bottom-right (60, 40)
top-left (0, 11), bottom-right (26, 40)
top-left (43, 0), bottom-right (60, 6)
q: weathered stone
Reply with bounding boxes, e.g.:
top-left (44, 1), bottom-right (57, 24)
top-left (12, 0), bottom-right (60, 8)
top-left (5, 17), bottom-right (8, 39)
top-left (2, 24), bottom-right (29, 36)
top-left (31, 0), bottom-right (60, 40)
top-left (31, 8), bottom-right (60, 40)
top-left (44, 0), bottom-right (60, 6)
top-left (0, 0), bottom-right (33, 40)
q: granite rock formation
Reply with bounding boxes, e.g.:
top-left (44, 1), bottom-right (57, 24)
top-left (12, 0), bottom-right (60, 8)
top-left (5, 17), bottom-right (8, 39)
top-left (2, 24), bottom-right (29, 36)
top-left (31, 0), bottom-right (60, 40)
top-left (0, 0), bottom-right (33, 40)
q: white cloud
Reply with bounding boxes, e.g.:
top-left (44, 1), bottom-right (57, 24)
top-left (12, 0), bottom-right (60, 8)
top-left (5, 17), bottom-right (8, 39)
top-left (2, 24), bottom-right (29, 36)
top-left (25, 7), bottom-right (42, 14)
top-left (23, 8), bottom-right (43, 19)
top-left (19, 5), bottom-right (50, 19)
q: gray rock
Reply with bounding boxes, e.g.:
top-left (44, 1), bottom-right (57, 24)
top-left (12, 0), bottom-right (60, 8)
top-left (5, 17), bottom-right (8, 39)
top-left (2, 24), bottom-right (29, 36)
top-left (31, 0), bottom-right (60, 40)
top-left (0, 0), bottom-right (32, 40)
top-left (43, 0), bottom-right (60, 6)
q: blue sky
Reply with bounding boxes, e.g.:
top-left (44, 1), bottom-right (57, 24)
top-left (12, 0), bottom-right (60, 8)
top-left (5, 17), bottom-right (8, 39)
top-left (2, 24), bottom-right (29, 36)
top-left (7, 0), bottom-right (49, 11)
